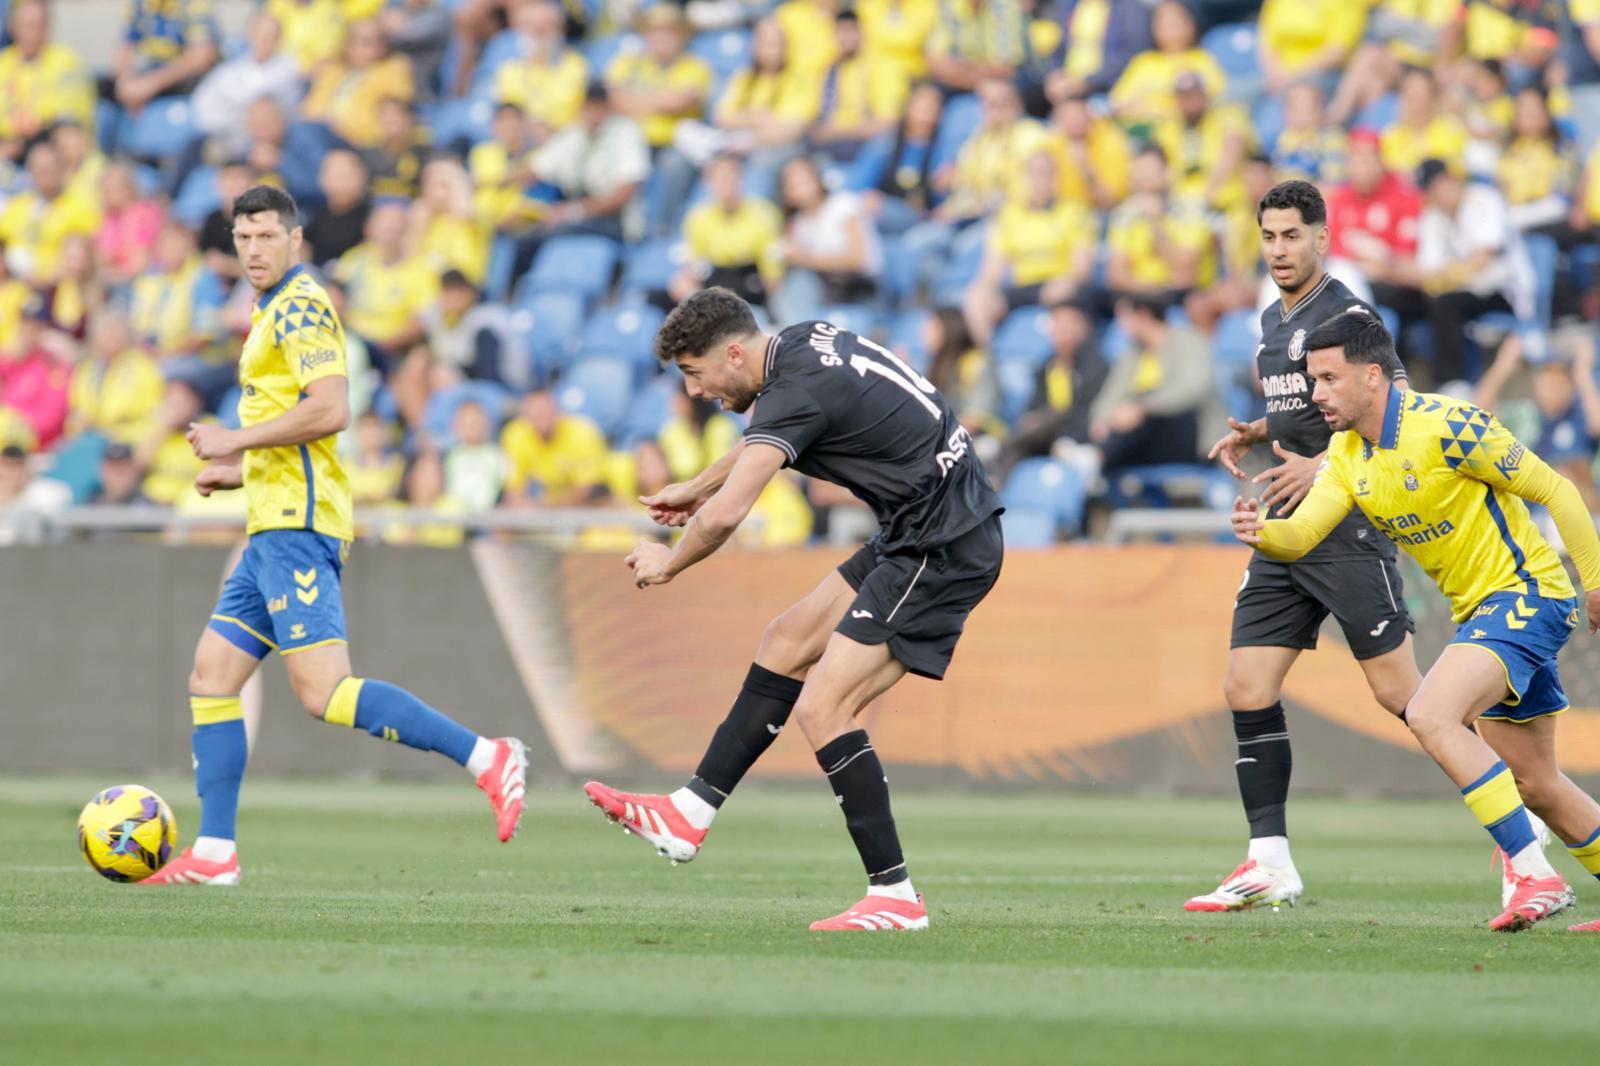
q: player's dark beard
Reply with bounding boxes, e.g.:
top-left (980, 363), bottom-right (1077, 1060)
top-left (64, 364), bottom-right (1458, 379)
top-left (723, 380), bottom-right (760, 413)
top-left (1274, 257), bottom-right (1317, 294)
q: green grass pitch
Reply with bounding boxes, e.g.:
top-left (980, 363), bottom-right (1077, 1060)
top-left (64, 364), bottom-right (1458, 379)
top-left (3, 776), bottom-right (1594, 1065)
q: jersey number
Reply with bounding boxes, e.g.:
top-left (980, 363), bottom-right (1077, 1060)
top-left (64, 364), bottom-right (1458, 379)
top-left (849, 338), bottom-right (940, 420)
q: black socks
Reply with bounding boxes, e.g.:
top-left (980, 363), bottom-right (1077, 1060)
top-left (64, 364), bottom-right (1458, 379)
top-left (1233, 703), bottom-right (1292, 838)
top-left (685, 664), bottom-right (804, 808)
top-left (816, 729), bottom-right (907, 886)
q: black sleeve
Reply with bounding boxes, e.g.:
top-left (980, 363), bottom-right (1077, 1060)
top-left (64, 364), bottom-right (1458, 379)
top-left (744, 380), bottom-right (829, 467)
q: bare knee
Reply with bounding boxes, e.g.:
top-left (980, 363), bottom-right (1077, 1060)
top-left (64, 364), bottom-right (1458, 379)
top-left (1510, 769), bottom-right (1558, 815)
top-left (1370, 681), bottom-right (1414, 718)
top-left (757, 608), bottom-right (828, 676)
top-left (290, 672), bottom-right (340, 719)
top-left (792, 689), bottom-right (853, 743)
top-left (1223, 669), bottom-right (1279, 712)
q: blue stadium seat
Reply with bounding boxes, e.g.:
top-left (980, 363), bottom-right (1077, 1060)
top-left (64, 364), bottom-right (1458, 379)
top-left (1524, 232), bottom-right (1559, 333)
top-left (880, 235), bottom-right (921, 308)
top-left (430, 95), bottom-right (496, 147)
top-left (1202, 21), bottom-right (1258, 79)
top-left (932, 93), bottom-right (981, 172)
top-left (577, 302), bottom-right (665, 372)
top-left (558, 357), bottom-right (635, 438)
top-left (171, 165), bottom-right (219, 227)
top-left (996, 357), bottom-right (1039, 426)
top-left (471, 30), bottom-right (523, 93)
top-left (1212, 308), bottom-right (1259, 368)
top-left (1002, 457), bottom-right (1086, 534)
top-left (1355, 93), bottom-right (1399, 131)
top-left (1101, 319), bottom-right (1133, 362)
top-left (118, 97), bottom-right (199, 159)
top-left (522, 235), bottom-right (619, 304)
top-left (510, 290), bottom-right (586, 384)
top-left (423, 380), bottom-right (514, 448)
top-left (1000, 507), bottom-right (1058, 548)
top-left (620, 238), bottom-right (683, 298)
top-left (689, 28), bottom-right (751, 82)
top-left (991, 307), bottom-right (1053, 368)
top-left (618, 372), bottom-right (679, 448)
top-left (585, 33), bottom-right (637, 77)
top-left (888, 308), bottom-right (931, 373)
top-left (818, 303), bottom-right (880, 338)
top-left (1105, 464), bottom-right (1216, 510)
top-left (1251, 95), bottom-right (1285, 155)
top-left (485, 235), bottom-right (517, 302)
top-left (931, 224), bottom-right (987, 306)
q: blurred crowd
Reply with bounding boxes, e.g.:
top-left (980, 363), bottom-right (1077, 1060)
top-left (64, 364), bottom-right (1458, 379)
top-left (3, 0), bottom-right (1600, 546)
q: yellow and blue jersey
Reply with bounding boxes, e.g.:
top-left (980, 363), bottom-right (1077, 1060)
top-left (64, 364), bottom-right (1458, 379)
top-left (122, 0), bottom-right (218, 72)
top-left (239, 264), bottom-right (353, 542)
top-left (1259, 386), bottom-right (1594, 622)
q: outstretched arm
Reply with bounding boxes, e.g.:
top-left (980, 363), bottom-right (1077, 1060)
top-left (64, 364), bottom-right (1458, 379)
top-left (1241, 458), bottom-right (1355, 561)
top-left (627, 442), bottom-right (786, 587)
top-left (1501, 449), bottom-right (1600, 630)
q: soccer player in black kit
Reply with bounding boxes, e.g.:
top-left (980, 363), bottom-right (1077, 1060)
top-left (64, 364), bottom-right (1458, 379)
top-left (1184, 181), bottom-right (1429, 912)
top-left (583, 288), bottom-right (1005, 931)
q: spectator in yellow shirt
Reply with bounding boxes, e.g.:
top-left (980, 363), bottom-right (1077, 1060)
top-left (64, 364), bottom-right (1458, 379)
top-left (1271, 81), bottom-right (1348, 186)
top-left (1381, 67), bottom-right (1468, 176)
top-left (135, 379), bottom-right (209, 505)
top-left (362, 96), bottom-right (427, 200)
top-left (775, 0), bottom-right (842, 77)
top-left (1110, 0), bottom-right (1225, 130)
top-left (300, 19), bottom-right (413, 149)
top-left (1258, 0), bottom-right (1367, 95)
top-left (934, 75), bottom-right (1048, 223)
top-left (266, 0), bottom-right (347, 74)
top-left (495, 0), bottom-right (588, 137)
top-left (606, 6), bottom-right (713, 237)
top-left (1328, 0), bottom-right (1461, 125)
top-left (658, 389), bottom-right (742, 482)
top-left (1498, 86), bottom-right (1577, 234)
top-left (810, 10), bottom-right (910, 164)
top-left (333, 200), bottom-right (438, 356)
top-left (857, 0), bottom-right (939, 82)
top-left (408, 155), bottom-right (490, 285)
top-left (470, 103), bottom-right (541, 234)
top-left (1440, 0), bottom-right (1560, 75)
top-left (1154, 70), bottom-right (1252, 211)
top-left (607, 6), bottom-right (713, 150)
top-left (129, 220), bottom-right (221, 360)
top-left (0, 0), bottom-right (94, 162)
top-left (109, 0), bottom-right (220, 115)
top-left (963, 149), bottom-right (1096, 346)
top-left (1042, 92), bottom-right (1132, 211)
top-left (0, 141), bottom-right (101, 284)
top-left (67, 307), bottom-right (164, 445)
top-left (670, 154), bottom-right (784, 309)
top-left (1105, 143), bottom-right (1216, 300)
top-left (723, 20), bottom-right (825, 157)
top-left (925, 0), bottom-right (1031, 93)
top-left (346, 410), bottom-right (405, 505)
top-left (501, 388), bottom-right (609, 506)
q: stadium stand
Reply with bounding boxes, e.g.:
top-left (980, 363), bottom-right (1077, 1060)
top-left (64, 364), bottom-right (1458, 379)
top-left (3, 0), bottom-right (1600, 545)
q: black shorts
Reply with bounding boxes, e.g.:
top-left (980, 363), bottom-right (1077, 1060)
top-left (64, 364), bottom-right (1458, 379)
top-left (1230, 553), bottom-right (1414, 660)
top-left (836, 514), bottom-right (1004, 680)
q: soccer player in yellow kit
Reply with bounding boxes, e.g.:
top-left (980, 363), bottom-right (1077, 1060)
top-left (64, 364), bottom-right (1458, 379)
top-left (1232, 309), bottom-right (1600, 931)
top-left (144, 186), bottom-right (528, 885)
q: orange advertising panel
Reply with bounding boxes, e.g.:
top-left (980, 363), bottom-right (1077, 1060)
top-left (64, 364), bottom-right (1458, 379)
top-left (555, 547), bottom-right (1600, 782)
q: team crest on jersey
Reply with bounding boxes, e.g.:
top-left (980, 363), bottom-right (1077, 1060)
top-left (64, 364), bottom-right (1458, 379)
top-left (1288, 329), bottom-right (1308, 361)
top-left (1404, 473), bottom-right (1420, 491)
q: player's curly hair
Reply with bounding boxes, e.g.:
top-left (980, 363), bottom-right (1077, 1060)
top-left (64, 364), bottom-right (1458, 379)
top-left (1304, 308), bottom-right (1400, 378)
top-left (1256, 179), bottom-right (1326, 227)
top-left (655, 287), bottom-right (760, 364)
top-left (232, 185), bottom-right (300, 230)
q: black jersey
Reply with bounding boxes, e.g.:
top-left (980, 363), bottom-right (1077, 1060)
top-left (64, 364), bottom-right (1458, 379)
top-left (1256, 273), bottom-right (1395, 559)
top-left (744, 321), bottom-right (1004, 553)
